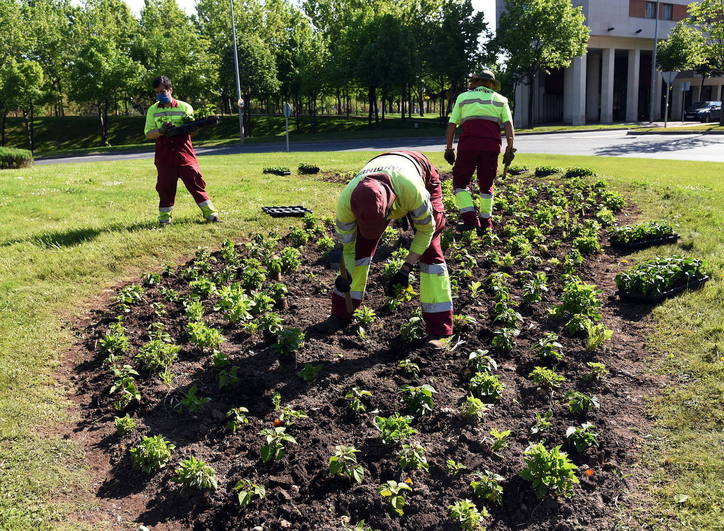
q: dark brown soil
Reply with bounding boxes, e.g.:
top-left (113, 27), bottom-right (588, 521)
top-left (65, 172), bottom-right (662, 530)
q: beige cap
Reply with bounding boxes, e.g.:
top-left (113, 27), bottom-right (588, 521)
top-left (470, 69), bottom-right (501, 91)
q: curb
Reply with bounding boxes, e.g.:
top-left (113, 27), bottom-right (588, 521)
top-left (627, 129), bottom-right (724, 136)
top-left (517, 127), bottom-right (636, 136)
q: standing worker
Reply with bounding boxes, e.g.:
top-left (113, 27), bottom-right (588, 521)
top-left (144, 75), bottom-right (220, 226)
top-left (444, 70), bottom-right (516, 232)
top-left (332, 151), bottom-right (453, 348)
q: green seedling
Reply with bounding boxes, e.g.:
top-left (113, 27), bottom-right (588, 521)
top-left (373, 414), bottom-right (417, 445)
top-left (469, 281), bottom-right (483, 299)
top-left (114, 414), bottom-right (137, 436)
top-left (345, 387), bottom-right (372, 413)
top-left (492, 327), bottom-right (520, 352)
top-left (298, 363), bottom-right (323, 383)
top-left (234, 479), bottom-right (266, 507)
top-left (519, 444), bottom-right (579, 498)
top-left (584, 322), bottom-right (613, 352)
top-left (531, 410), bottom-right (554, 435)
top-left (398, 359), bottom-right (421, 376)
top-left (469, 372), bottom-right (505, 402)
top-left (328, 445), bottom-right (364, 484)
top-left (399, 384), bottom-right (436, 417)
top-left (378, 480), bottom-right (413, 517)
top-left (534, 333), bottom-right (563, 362)
top-left (172, 457), bottom-right (218, 491)
top-left (257, 312), bottom-right (284, 335)
top-left (130, 435), bottom-right (175, 474)
top-left (585, 362), bottom-right (609, 382)
top-left (528, 366), bottom-right (565, 391)
top-left (448, 499), bottom-right (488, 531)
top-left (467, 350), bottom-right (497, 373)
top-left (459, 395), bottom-right (491, 422)
top-left (100, 320), bottom-right (129, 356)
top-left (399, 442), bottom-right (429, 472)
top-left (400, 315), bottom-right (425, 342)
top-left (211, 350), bottom-right (231, 369)
top-left (135, 340), bottom-right (180, 374)
top-left (488, 428), bottom-right (511, 453)
top-left (279, 247), bottom-right (302, 272)
top-left (289, 227), bottom-right (310, 247)
top-left (273, 327), bottom-right (305, 356)
top-left (184, 299), bottom-right (204, 322)
top-left (109, 365), bottom-right (141, 411)
top-left (470, 470), bottom-right (504, 505)
top-left (566, 423), bottom-right (599, 453)
top-left (177, 385), bottom-right (210, 414)
top-left (226, 407), bottom-right (250, 433)
top-left (186, 321), bottom-right (224, 351)
top-left (565, 391), bottom-right (599, 415)
top-left (447, 459), bottom-right (468, 476)
top-left (218, 366), bottom-right (241, 391)
top-left (259, 427), bottom-right (297, 462)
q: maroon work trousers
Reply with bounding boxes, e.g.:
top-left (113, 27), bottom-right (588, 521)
top-left (452, 149), bottom-right (498, 228)
top-left (156, 164), bottom-right (210, 208)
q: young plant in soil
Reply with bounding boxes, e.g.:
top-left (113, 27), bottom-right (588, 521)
top-left (447, 459), bottom-right (468, 476)
top-left (289, 228), bottom-right (310, 247)
top-left (534, 333), bottom-right (564, 363)
top-left (585, 362), bottom-right (609, 382)
top-left (177, 385), bottom-right (210, 414)
top-left (566, 423), bottom-right (599, 453)
top-left (399, 442), bottom-right (429, 472)
top-left (172, 457), bottom-right (218, 491)
top-left (470, 470), bottom-right (504, 506)
top-left (184, 299), bottom-right (204, 322)
top-left (530, 410), bottom-right (554, 435)
top-left (400, 315), bottom-right (425, 342)
top-left (273, 327), bottom-right (305, 356)
top-left (272, 392), bottom-right (308, 426)
top-left (328, 445), bottom-right (365, 484)
top-left (298, 363), bottom-right (323, 383)
top-left (373, 414), bottom-right (417, 445)
top-left (528, 366), bottom-right (566, 391)
top-left (100, 319), bottom-right (129, 356)
top-left (459, 396), bottom-right (491, 422)
top-left (519, 443), bottom-right (579, 498)
top-left (130, 435), bottom-right (175, 474)
top-left (522, 272), bottom-right (548, 304)
top-left (466, 350), bottom-right (497, 375)
top-left (492, 301), bottom-right (522, 328)
top-left (226, 407), bottom-right (250, 433)
top-left (584, 322), bottom-right (613, 352)
top-left (115, 284), bottom-right (144, 312)
top-left (565, 391), bottom-right (600, 416)
top-left (279, 247), bottom-right (302, 273)
top-left (448, 499), bottom-right (488, 531)
top-left (234, 479), bottom-right (266, 507)
top-left (114, 414), bottom-right (137, 436)
top-left (135, 340), bottom-right (180, 374)
top-left (345, 387), bottom-right (373, 413)
top-left (259, 427), bottom-right (297, 462)
top-left (491, 327), bottom-right (520, 353)
top-left (353, 306), bottom-right (377, 339)
top-left (109, 365), bottom-right (141, 411)
top-left (186, 322), bottom-right (224, 352)
top-left (378, 480), bottom-right (413, 517)
top-left (399, 384), bottom-right (436, 417)
top-left (397, 359), bottom-right (421, 376)
top-left (550, 278), bottom-right (603, 335)
top-left (488, 429), bottom-right (511, 454)
top-left (218, 366), bottom-right (241, 391)
top-left (469, 372), bottom-right (505, 402)
top-left (257, 312), bottom-right (284, 336)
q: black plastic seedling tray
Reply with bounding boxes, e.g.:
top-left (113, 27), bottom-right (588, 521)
top-left (610, 233), bottom-right (680, 251)
top-left (618, 275), bottom-right (709, 304)
top-left (261, 205), bottom-right (312, 217)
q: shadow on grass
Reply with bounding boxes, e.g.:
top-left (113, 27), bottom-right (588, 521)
top-left (594, 135), bottom-right (721, 157)
top-left (0, 217), bottom-right (202, 248)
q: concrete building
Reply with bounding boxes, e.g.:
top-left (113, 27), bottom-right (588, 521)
top-left (495, 0), bottom-right (724, 127)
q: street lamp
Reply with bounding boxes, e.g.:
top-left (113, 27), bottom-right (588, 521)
top-left (649, 0), bottom-right (661, 123)
top-left (229, 0), bottom-right (244, 144)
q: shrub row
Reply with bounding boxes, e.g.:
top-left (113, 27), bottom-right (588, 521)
top-left (0, 147), bottom-right (33, 169)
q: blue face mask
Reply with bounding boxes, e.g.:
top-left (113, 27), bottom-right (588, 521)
top-left (156, 92), bottom-right (171, 104)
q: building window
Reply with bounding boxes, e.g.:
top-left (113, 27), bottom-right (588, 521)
top-left (645, 1), bottom-right (657, 18)
top-left (662, 3), bottom-right (673, 20)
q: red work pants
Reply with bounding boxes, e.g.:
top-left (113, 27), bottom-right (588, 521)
top-left (452, 149), bottom-right (498, 229)
top-left (156, 164), bottom-right (210, 208)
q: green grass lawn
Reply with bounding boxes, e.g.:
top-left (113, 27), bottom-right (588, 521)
top-left (0, 152), bottom-right (721, 529)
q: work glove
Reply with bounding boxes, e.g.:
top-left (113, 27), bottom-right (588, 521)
top-left (386, 265), bottom-right (411, 296)
top-left (444, 148), bottom-right (456, 165)
top-left (159, 122), bottom-right (174, 135)
top-left (335, 275), bottom-right (351, 293)
top-left (502, 147), bottom-right (517, 166)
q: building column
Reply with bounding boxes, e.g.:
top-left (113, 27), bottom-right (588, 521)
top-left (714, 84), bottom-right (722, 101)
top-left (671, 80), bottom-right (684, 120)
top-left (514, 82), bottom-right (530, 128)
top-left (586, 53), bottom-right (601, 122)
top-left (601, 48), bottom-right (615, 123)
top-left (626, 49), bottom-right (640, 122)
top-left (564, 53), bottom-right (587, 125)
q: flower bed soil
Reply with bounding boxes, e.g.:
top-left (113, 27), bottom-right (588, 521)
top-left (65, 172), bottom-right (661, 530)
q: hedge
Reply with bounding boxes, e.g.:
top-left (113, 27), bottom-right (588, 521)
top-left (0, 147), bottom-right (33, 169)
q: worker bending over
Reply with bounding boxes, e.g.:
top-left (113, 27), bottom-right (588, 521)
top-left (445, 70), bottom-right (515, 232)
top-left (332, 151), bottom-right (453, 348)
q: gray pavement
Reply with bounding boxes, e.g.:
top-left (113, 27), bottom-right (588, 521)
top-left (36, 129), bottom-right (724, 165)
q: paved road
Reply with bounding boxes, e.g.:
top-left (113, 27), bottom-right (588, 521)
top-left (36, 130), bottom-right (724, 165)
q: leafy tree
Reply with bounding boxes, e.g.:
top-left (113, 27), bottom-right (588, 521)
top-left (496, 0), bottom-right (589, 127)
top-left (0, 58), bottom-right (45, 151)
top-left (136, 0), bottom-right (218, 108)
top-left (657, 24), bottom-right (705, 72)
top-left (69, 36), bottom-right (144, 145)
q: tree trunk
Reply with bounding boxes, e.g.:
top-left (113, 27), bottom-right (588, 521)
top-left (381, 88), bottom-right (386, 122)
top-left (527, 74), bottom-right (535, 129)
top-left (368, 87), bottom-right (374, 124)
top-left (103, 100), bottom-right (110, 145)
top-left (1, 110), bottom-right (6, 146)
top-left (22, 108), bottom-right (32, 151)
top-left (29, 104), bottom-right (35, 152)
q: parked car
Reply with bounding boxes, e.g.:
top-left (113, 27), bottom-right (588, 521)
top-left (683, 101), bottom-right (721, 122)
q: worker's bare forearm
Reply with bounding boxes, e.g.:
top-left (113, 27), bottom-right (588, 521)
top-left (503, 121), bottom-right (515, 149)
top-left (446, 123), bottom-right (457, 149)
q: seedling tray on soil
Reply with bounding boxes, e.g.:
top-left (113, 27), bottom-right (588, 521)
top-left (618, 275), bottom-right (709, 304)
top-left (262, 205), bottom-right (312, 217)
top-left (610, 234), bottom-right (679, 251)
